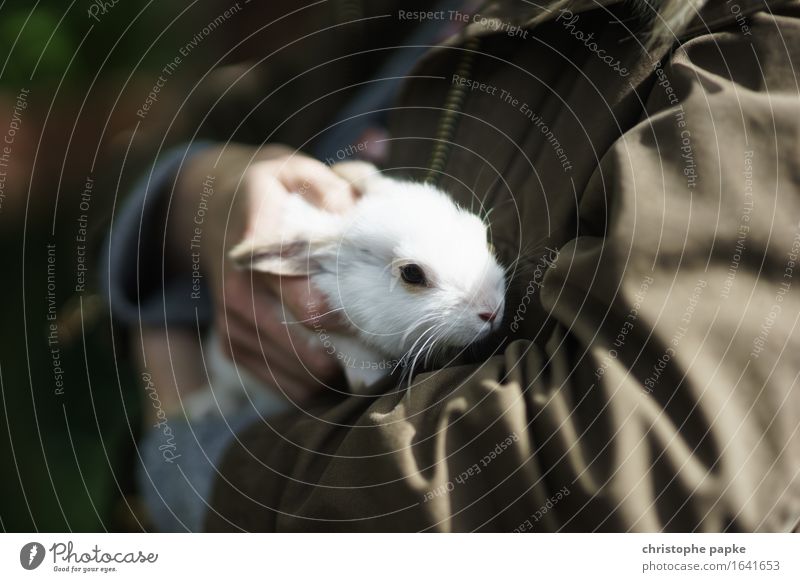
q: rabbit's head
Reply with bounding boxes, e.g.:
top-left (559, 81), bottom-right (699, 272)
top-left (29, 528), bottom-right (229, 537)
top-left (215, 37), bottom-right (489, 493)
top-left (230, 162), bottom-right (506, 362)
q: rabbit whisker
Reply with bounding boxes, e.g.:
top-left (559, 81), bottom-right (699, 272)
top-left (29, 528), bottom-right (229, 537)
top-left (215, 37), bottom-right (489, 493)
top-left (281, 306), bottom-right (346, 325)
top-left (394, 322), bottom-right (439, 382)
top-left (407, 322), bottom-right (449, 386)
top-left (400, 313), bottom-right (439, 345)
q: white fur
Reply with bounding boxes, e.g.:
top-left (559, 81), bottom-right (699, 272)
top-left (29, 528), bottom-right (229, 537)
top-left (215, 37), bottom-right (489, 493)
top-left (230, 162), bottom-right (506, 392)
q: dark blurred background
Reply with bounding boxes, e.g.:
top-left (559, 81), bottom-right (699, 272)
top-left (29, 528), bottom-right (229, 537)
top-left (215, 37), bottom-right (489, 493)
top-left (0, 0), bottom-right (220, 532)
top-left (0, 0), bottom-right (431, 531)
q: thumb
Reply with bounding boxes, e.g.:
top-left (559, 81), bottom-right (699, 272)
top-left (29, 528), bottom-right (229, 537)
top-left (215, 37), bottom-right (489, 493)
top-left (260, 274), bottom-right (347, 331)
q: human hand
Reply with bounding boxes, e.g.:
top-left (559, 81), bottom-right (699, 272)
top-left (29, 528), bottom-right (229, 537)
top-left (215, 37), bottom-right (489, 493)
top-left (177, 146), bottom-right (357, 401)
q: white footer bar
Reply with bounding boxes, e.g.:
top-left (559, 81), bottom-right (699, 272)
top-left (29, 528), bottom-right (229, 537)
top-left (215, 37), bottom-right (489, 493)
top-left (1, 533), bottom-right (797, 581)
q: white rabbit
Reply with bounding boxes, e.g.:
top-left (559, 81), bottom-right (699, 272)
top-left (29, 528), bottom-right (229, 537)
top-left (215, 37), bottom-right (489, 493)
top-left (228, 161), bottom-right (506, 395)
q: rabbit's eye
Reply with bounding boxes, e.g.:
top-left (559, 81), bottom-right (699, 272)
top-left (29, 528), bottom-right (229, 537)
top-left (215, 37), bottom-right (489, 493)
top-left (400, 264), bottom-right (427, 286)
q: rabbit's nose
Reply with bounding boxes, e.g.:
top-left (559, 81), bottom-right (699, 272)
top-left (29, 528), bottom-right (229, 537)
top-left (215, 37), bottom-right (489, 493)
top-left (478, 311), bottom-right (497, 323)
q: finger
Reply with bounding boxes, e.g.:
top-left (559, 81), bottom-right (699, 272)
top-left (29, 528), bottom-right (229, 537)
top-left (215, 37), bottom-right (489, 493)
top-left (227, 344), bottom-right (324, 402)
top-left (253, 295), bottom-right (343, 376)
top-left (217, 270), bottom-right (331, 371)
top-left (219, 281), bottom-right (342, 381)
top-left (264, 156), bottom-right (356, 213)
top-left (265, 275), bottom-right (350, 331)
top-left (219, 313), bottom-right (336, 400)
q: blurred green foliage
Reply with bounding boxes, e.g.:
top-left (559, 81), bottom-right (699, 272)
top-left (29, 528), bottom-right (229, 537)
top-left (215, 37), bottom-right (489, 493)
top-left (0, 0), bottom-right (199, 531)
top-left (0, 0), bottom-right (180, 88)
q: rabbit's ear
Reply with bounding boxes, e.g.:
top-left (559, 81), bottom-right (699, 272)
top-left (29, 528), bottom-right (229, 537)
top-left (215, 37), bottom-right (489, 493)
top-left (228, 237), bottom-right (330, 276)
top-left (332, 161), bottom-right (382, 196)
top-left (228, 193), bottom-right (340, 275)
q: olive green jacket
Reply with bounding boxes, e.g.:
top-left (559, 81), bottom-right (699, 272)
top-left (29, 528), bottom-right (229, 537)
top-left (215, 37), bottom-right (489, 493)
top-left (206, 0), bottom-right (800, 532)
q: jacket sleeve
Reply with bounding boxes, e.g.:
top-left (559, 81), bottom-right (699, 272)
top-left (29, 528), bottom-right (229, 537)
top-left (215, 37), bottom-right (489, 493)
top-left (206, 7), bottom-right (800, 532)
top-left (100, 142), bottom-right (213, 328)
